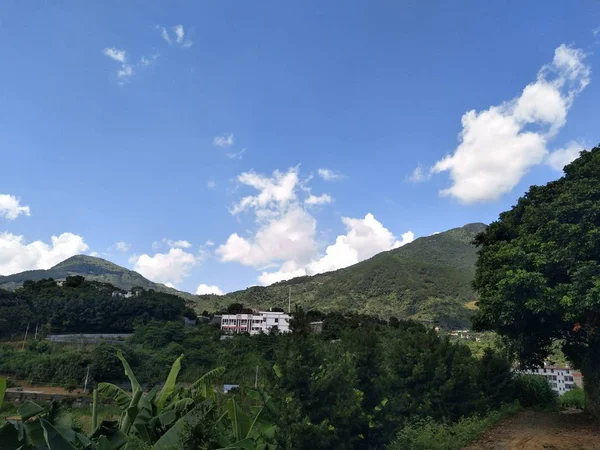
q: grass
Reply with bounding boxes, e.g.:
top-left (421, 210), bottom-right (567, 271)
top-left (387, 402), bottom-right (521, 450)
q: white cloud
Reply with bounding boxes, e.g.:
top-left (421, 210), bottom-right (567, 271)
top-left (205, 240), bottom-right (215, 247)
top-left (217, 167), bottom-right (411, 286)
top-left (305, 193), bottom-right (333, 206)
top-left (103, 47), bottom-right (135, 83)
top-left (431, 44), bottom-right (590, 203)
top-left (196, 284), bottom-right (224, 295)
top-left (103, 48), bottom-right (126, 63)
top-left (207, 180), bottom-right (217, 189)
top-left (152, 238), bottom-right (192, 250)
top-left (132, 248), bottom-right (196, 285)
top-left (594, 26), bottom-right (600, 37)
top-left (165, 282), bottom-right (176, 289)
top-left (115, 241), bottom-right (131, 253)
top-left (258, 213), bottom-right (414, 285)
top-left (213, 134), bottom-right (234, 148)
top-left (226, 149), bottom-right (246, 160)
top-left (230, 168), bottom-right (300, 215)
top-left (0, 194), bottom-right (30, 220)
top-left (317, 168), bottom-right (344, 181)
top-left (0, 232), bottom-right (88, 275)
top-left (546, 141), bottom-right (584, 171)
top-left (158, 25), bottom-right (192, 48)
top-left (139, 54), bottom-right (159, 67)
top-left (218, 206), bottom-right (317, 267)
top-left (407, 165), bottom-right (430, 183)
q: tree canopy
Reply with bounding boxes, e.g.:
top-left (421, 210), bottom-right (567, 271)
top-left (472, 145), bottom-right (600, 415)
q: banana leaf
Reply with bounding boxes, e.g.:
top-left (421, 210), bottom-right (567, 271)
top-left (18, 400), bottom-right (45, 421)
top-left (227, 398), bottom-right (251, 442)
top-left (116, 351), bottom-right (141, 394)
top-left (152, 400), bottom-right (214, 450)
top-left (156, 354), bottom-right (184, 413)
top-left (97, 383), bottom-right (132, 410)
top-left (39, 418), bottom-right (76, 450)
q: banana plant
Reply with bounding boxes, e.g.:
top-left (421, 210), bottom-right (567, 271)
top-left (0, 377), bottom-right (6, 409)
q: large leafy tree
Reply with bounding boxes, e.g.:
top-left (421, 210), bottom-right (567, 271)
top-left (473, 145), bottom-right (600, 415)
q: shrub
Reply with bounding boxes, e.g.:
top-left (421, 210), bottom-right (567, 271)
top-left (387, 403), bottom-right (519, 450)
top-left (560, 387), bottom-right (585, 409)
top-left (514, 374), bottom-right (557, 409)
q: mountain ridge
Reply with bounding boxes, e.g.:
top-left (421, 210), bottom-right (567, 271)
top-left (0, 254), bottom-right (198, 302)
top-left (199, 222), bottom-right (487, 328)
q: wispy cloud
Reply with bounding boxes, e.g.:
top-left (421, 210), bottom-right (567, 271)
top-left (407, 165), bottom-right (430, 183)
top-left (317, 168), bottom-right (344, 181)
top-left (139, 54), bottom-right (159, 67)
top-left (593, 26), bottom-right (600, 37)
top-left (213, 133), bottom-right (234, 147)
top-left (158, 24), bottom-right (193, 48)
top-left (103, 47), bottom-right (134, 84)
top-left (226, 149), bottom-right (246, 160)
top-left (207, 179), bottom-right (217, 189)
top-left (103, 48), bottom-right (126, 63)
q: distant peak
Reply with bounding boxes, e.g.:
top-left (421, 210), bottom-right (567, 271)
top-left (51, 254), bottom-right (121, 270)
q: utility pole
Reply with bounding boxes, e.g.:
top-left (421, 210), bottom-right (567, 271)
top-left (84, 364), bottom-right (90, 393)
top-left (34, 323), bottom-right (39, 341)
top-left (288, 286), bottom-right (291, 313)
top-left (254, 366), bottom-right (259, 388)
top-left (21, 324), bottom-right (29, 350)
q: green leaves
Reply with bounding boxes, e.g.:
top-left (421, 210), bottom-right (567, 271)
top-left (156, 354), bottom-right (184, 412)
top-left (97, 383), bottom-right (132, 409)
top-left (0, 377), bottom-right (5, 409)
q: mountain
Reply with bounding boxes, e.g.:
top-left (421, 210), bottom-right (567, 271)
top-left (0, 255), bottom-right (198, 302)
top-left (200, 223), bottom-right (487, 328)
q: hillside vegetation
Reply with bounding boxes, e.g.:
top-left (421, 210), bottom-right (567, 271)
top-left (201, 223), bottom-right (487, 328)
top-left (0, 255), bottom-right (197, 302)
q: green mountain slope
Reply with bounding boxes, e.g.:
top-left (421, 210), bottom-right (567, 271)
top-left (201, 223), bottom-right (487, 328)
top-left (0, 255), bottom-right (198, 302)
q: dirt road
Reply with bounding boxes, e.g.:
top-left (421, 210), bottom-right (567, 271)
top-left (463, 410), bottom-right (600, 450)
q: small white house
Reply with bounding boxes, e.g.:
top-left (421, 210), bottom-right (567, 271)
top-left (220, 311), bottom-right (291, 335)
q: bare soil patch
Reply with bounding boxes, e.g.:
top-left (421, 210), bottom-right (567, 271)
top-left (463, 409), bottom-right (600, 450)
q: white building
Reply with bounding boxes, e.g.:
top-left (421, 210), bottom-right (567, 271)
top-left (220, 311), bottom-right (291, 335)
top-left (519, 366), bottom-right (582, 396)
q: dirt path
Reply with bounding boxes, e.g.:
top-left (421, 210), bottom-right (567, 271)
top-left (463, 410), bottom-right (600, 450)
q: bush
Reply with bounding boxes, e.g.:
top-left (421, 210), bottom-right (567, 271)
top-left (560, 387), bottom-right (585, 409)
top-left (387, 403), bottom-right (520, 450)
top-left (514, 374), bottom-right (557, 409)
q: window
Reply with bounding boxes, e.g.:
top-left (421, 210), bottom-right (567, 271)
top-left (565, 384), bottom-right (574, 390)
top-left (551, 369), bottom-right (554, 373)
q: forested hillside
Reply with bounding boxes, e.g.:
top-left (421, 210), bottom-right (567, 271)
top-left (0, 255), bottom-right (197, 302)
top-left (0, 276), bottom-right (195, 337)
top-left (200, 223), bottom-right (486, 328)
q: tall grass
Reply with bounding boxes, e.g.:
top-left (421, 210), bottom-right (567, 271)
top-left (387, 402), bottom-right (520, 450)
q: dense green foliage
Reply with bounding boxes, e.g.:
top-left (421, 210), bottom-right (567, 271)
top-left (1, 315), bottom-right (517, 449)
top-left (386, 402), bottom-right (519, 450)
top-left (0, 255), bottom-right (197, 302)
top-left (472, 146), bottom-right (600, 415)
top-left (200, 223), bottom-right (487, 328)
top-left (560, 386), bottom-right (586, 410)
top-left (0, 277), bottom-right (195, 338)
top-left (513, 375), bottom-right (557, 409)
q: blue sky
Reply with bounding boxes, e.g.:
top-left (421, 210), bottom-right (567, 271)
top-left (1, 1), bottom-right (599, 295)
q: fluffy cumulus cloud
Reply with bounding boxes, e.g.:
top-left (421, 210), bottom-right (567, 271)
top-left (216, 166), bottom-right (412, 285)
top-left (546, 141), bottom-right (585, 171)
top-left (152, 238), bottom-right (192, 250)
top-left (0, 194), bottom-right (30, 220)
top-left (158, 25), bottom-right (193, 48)
top-left (132, 248), bottom-right (197, 286)
top-left (317, 168), bottom-right (344, 181)
top-left (0, 232), bottom-right (88, 275)
top-left (258, 214), bottom-right (414, 285)
top-left (431, 44), bottom-right (590, 203)
top-left (196, 284), bottom-right (224, 295)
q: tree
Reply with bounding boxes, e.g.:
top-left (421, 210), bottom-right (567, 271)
top-left (472, 145), bottom-right (600, 416)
